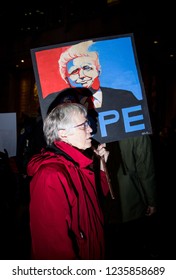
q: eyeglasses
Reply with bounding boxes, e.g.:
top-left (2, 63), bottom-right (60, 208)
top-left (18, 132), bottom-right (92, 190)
top-left (73, 119), bottom-right (91, 130)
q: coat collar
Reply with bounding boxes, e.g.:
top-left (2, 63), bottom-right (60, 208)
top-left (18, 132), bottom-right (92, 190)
top-left (53, 141), bottom-right (93, 168)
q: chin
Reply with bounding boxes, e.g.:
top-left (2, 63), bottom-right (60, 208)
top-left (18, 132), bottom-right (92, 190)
top-left (86, 143), bottom-right (92, 149)
top-left (81, 143), bottom-right (91, 150)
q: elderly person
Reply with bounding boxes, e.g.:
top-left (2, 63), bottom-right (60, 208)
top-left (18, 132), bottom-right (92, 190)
top-left (27, 102), bottom-right (109, 260)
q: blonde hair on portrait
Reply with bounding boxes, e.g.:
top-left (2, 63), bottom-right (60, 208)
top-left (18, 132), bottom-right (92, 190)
top-left (58, 40), bottom-right (101, 83)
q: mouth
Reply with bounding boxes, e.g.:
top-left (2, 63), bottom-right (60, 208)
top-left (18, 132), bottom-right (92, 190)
top-left (78, 78), bottom-right (91, 84)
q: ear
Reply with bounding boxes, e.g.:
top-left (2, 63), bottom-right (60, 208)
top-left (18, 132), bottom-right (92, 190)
top-left (58, 129), bottom-right (68, 141)
top-left (65, 77), bottom-right (69, 85)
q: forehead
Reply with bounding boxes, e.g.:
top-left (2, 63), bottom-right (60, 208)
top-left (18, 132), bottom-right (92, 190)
top-left (67, 56), bottom-right (95, 69)
top-left (72, 110), bottom-right (85, 121)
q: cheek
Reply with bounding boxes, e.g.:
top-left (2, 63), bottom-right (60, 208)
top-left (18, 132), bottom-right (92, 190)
top-left (78, 133), bottom-right (88, 149)
top-left (68, 75), bottom-right (77, 82)
top-left (67, 77), bottom-right (78, 87)
top-left (92, 76), bottom-right (100, 90)
top-left (70, 133), bottom-right (86, 149)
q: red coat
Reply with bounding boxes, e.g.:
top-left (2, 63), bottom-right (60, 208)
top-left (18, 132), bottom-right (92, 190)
top-left (27, 141), bottom-right (109, 260)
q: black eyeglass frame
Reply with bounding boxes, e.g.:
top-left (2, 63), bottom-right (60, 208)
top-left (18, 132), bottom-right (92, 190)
top-left (73, 119), bottom-right (91, 129)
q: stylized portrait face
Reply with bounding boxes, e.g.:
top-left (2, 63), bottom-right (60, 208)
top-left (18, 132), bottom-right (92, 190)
top-left (66, 57), bottom-right (100, 89)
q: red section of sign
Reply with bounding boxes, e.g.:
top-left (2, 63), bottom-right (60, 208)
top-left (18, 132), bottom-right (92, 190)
top-left (35, 46), bottom-right (70, 98)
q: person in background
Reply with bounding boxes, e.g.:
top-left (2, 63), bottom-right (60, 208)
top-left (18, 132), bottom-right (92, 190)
top-left (27, 102), bottom-right (110, 260)
top-left (47, 87), bottom-right (81, 114)
top-left (105, 135), bottom-right (158, 259)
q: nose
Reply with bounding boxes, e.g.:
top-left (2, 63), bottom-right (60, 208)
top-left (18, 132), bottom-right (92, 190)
top-left (86, 124), bottom-right (93, 133)
top-left (78, 68), bottom-right (85, 78)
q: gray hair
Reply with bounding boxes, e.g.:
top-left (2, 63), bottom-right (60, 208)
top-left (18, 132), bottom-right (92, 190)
top-left (43, 102), bottom-right (87, 145)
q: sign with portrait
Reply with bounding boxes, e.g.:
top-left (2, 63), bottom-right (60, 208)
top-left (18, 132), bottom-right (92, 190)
top-left (31, 34), bottom-right (152, 143)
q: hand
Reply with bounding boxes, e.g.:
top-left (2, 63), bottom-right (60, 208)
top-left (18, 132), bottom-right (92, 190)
top-left (145, 206), bottom-right (157, 216)
top-left (93, 143), bottom-right (109, 171)
top-left (94, 143), bottom-right (109, 162)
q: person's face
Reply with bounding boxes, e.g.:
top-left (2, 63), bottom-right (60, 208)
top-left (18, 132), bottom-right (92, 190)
top-left (66, 57), bottom-right (100, 89)
top-left (64, 112), bottom-right (93, 150)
